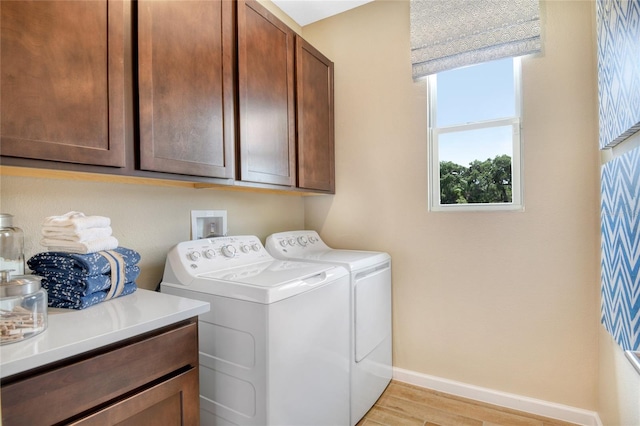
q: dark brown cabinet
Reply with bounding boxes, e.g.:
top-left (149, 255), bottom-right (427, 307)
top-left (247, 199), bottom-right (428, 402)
top-left (0, 0), bottom-right (125, 167)
top-left (71, 369), bottom-right (198, 425)
top-left (1, 319), bottom-right (200, 426)
top-left (296, 36), bottom-right (335, 193)
top-left (237, 0), bottom-right (296, 187)
top-left (1, 0), bottom-right (335, 194)
top-left (138, 0), bottom-right (235, 178)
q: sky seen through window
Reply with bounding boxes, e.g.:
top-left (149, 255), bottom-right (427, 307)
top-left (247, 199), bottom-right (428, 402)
top-left (436, 58), bottom-right (516, 167)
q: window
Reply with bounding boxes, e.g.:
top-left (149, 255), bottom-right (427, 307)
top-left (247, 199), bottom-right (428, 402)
top-left (428, 57), bottom-right (523, 211)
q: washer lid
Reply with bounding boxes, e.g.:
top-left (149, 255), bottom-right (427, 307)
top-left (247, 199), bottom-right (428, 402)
top-left (167, 260), bottom-right (348, 304)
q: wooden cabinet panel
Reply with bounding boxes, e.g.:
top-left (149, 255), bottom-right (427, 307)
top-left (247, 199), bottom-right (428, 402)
top-left (237, 0), bottom-right (296, 186)
top-left (138, 0), bottom-right (235, 178)
top-left (1, 320), bottom-right (198, 426)
top-left (0, 0), bottom-right (125, 167)
top-left (296, 36), bottom-right (335, 193)
top-left (71, 368), bottom-right (199, 426)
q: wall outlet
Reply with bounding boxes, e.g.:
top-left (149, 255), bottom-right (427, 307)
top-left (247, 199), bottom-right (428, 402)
top-left (191, 210), bottom-right (227, 240)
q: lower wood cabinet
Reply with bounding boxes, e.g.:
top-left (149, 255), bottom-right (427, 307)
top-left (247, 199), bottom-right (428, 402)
top-left (0, 319), bottom-right (199, 426)
top-left (70, 368), bottom-right (198, 426)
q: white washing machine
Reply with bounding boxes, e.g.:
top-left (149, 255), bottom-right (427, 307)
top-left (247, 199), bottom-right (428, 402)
top-left (265, 230), bottom-right (392, 425)
top-left (161, 235), bottom-right (350, 426)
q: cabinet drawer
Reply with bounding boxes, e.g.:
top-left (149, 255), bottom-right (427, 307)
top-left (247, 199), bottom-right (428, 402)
top-left (1, 320), bottom-right (198, 426)
top-left (71, 367), bottom-right (199, 426)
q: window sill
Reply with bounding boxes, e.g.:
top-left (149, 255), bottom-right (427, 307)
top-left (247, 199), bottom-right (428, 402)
top-left (429, 203), bottom-right (524, 212)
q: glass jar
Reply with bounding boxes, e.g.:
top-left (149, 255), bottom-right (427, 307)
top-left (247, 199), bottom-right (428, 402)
top-left (0, 271), bottom-right (48, 345)
top-left (0, 214), bottom-right (25, 275)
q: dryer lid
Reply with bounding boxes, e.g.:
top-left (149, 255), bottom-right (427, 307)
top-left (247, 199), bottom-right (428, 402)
top-left (289, 249), bottom-right (389, 271)
top-left (266, 230), bottom-right (390, 271)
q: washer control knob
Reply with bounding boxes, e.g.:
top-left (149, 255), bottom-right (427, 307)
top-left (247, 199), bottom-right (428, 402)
top-left (297, 236), bottom-right (308, 246)
top-left (279, 240), bottom-right (288, 247)
top-left (240, 244), bottom-right (250, 253)
top-left (221, 245), bottom-right (237, 258)
top-left (203, 249), bottom-right (216, 259)
top-left (187, 251), bottom-right (201, 262)
top-left (308, 236), bottom-right (317, 243)
top-left (251, 243), bottom-right (261, 252)
top-left (288, 238), bottom-right (296, 246)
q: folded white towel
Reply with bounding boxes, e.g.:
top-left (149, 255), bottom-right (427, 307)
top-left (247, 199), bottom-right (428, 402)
top-left (41, 226), bottom-right (113, 242)
top-left (41, 236), bottom-right (119, 254)
top-left (43, 211), bottom-right (111, 231)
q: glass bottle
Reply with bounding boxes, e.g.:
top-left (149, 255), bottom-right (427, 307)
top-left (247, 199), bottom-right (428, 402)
top-left (0, 214), bottom-right (25, 275)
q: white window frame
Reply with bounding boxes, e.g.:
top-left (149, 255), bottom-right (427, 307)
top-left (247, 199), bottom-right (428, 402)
top-left (427, 57), bottom-right (524, 212)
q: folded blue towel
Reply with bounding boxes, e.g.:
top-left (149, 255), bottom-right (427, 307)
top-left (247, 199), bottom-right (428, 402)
top-left (27, 247), bottom-right (141, 275)
top-left (47, 282), bottom-right (137, 310)
top-left (39, 266), bottom-right (140, 296)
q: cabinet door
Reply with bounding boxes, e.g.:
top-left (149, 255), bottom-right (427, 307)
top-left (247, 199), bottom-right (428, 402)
top-left (0, 0), bottom-right (125, 167)
top-left (138, 0), bottom-right (235, 178)
top-left (296, 36), bottom-right (335, 193)
top-left (237, 0), bottom-right (296, 186)
top-left (71, 368), bottom-right (199, 426)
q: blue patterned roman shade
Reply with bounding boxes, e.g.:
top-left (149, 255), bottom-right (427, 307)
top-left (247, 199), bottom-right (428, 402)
top-left (410, 0), bottom-right (542, 79)
top-left (601, 146), bottom-right (640, 351)
top-left (596, 0), bottom-right (640, 149)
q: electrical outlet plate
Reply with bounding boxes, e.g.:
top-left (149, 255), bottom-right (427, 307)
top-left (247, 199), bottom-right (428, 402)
top-left (191, 210), bottom-right (227, 240)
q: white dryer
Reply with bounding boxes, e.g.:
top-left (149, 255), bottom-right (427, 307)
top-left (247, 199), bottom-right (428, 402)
top-left (265, 230), bottom-right (392, 425)
top-left (161, 235), bottom-right (350, 426)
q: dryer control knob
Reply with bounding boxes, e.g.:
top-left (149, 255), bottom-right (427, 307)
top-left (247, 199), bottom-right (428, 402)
top-left (251, 244), bottom-right (261, 252)
top-left (221, 245), bottom-right (237, 258)
top-left (203, 249), bottom-right (216, 259)
top-left (187, 251), bottom-right (201, 262)
top-left (288, 238), bottom-right (296, 246)
top-left (279, 240), bottom-right (288, 247)
top-left (297, 236), bottom-right (308, 246)
top-left (240, 244), bottom-right (250, 253)
top-left (309, 236), bottom-right (318, 243)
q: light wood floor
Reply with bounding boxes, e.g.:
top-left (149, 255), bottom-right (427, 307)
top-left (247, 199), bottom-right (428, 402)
top-left (356, 381), bottom-right (579, 426)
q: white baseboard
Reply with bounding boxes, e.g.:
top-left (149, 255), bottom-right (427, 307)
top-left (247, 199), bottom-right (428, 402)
top-left (392, 367), bottom-right (602, 426)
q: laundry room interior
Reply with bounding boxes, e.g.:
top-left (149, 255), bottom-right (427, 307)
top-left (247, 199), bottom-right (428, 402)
top-left (1, 0), bottom-right (639, 425)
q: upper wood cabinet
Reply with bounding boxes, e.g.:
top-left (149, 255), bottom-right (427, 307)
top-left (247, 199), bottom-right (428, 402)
top-left (138, 0), bottom-right (235, 178)
top-left (296, 36), bottom-right (335, 193)
top-left (0, 0), bottom-right (125, 167)
top-left (1, 0), bottom-right (335, 194)
top-left (237, 0), bottom-right (296, 187)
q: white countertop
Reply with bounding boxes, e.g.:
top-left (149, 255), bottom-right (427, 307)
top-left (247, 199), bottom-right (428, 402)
top-left (0, 289), bottom-right (210, 378)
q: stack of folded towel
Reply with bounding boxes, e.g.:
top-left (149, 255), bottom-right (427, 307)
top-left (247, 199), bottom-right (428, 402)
top-left (28, 212), bottom-right (139, 310)
top-left (40, 211), bottom-right (118, 254)
top-left (28, 247), bottom-right (140, 310)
